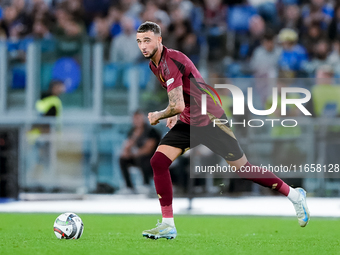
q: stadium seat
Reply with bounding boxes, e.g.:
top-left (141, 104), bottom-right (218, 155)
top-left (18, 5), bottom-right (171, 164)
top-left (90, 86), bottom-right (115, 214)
top-left (135, 62), bottom-right (151, 90)
top-left (6, 40), bottom-right (20, 53)
top-left (103, 63), bottom-right (118, 88)
top-left (225, 62), bottom-right (254, 78)
top-left (256, 2), bottom-right (278, 24)
top-left (52, 57), bottom-right (81, 93)
top-left (227, 5), bottom-right (257, 32)
top-left (104, 62), bottom-right (150, 89)
top-left (11, 64), bottom-right (26, 89)
top-left (190, 6), bottom-right (204, 36)
top-left (110, 23), bottom-right (122, 37)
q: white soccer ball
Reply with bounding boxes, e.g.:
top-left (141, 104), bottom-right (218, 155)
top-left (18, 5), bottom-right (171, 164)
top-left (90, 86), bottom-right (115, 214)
top-left (53, 212), bottom-right (84, 239)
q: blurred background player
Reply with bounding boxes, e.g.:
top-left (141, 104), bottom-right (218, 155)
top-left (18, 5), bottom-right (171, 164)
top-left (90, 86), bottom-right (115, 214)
top-left (26, 80), bottom-right (65, 186)
top-left (136, 21), bottom-right (310, 240)
top-left (119, 110), bottom-right (160, 194)
top-left (27, 79), bottom-right (65, 139)
top-left (36, 79), bottom-right (65, 118)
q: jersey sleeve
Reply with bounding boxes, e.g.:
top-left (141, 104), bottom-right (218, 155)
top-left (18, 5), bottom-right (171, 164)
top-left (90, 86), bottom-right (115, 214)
top-left (166, 58), bottom-right (184, 92)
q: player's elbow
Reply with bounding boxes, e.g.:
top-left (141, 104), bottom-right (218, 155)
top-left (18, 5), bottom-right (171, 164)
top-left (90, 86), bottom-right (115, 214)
top-left (175, 101), bottom-right (185, 113)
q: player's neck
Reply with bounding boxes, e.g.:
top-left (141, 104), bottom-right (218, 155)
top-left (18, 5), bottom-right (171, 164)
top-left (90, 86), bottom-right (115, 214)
top-left (151, 44), bottom-right (163, 67)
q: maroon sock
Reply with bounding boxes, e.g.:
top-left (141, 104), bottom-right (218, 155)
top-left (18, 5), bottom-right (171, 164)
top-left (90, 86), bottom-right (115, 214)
top-left (150, 151), bottom-right (173, 217)
top-left (237, 162), bottom-right (290, 196)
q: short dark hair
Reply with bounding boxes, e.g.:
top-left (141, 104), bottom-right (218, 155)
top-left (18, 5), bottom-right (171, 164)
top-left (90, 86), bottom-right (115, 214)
top-left (263, 30), bottom-right (275, 41)
top-left (133, 109), bottom-right (144, 115)
top-left (137, 21), bottom-right (161, 36)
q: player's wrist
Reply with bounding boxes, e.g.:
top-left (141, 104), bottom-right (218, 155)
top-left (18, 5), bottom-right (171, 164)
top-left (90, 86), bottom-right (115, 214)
top-left (155, 111), bottom-right (162, 121)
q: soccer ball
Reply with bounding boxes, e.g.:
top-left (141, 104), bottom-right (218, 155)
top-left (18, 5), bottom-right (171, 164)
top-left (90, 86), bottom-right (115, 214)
top-left (53, 212), bottom-right (84, 239)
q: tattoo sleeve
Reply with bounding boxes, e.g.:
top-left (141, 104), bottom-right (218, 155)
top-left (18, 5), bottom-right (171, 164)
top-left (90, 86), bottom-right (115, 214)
top-left (157, 86), bottom-right (185, 120)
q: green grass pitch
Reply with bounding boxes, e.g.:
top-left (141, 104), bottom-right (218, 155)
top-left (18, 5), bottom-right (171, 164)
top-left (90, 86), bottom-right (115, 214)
top-left (0, 213), bottom-right (338, 255)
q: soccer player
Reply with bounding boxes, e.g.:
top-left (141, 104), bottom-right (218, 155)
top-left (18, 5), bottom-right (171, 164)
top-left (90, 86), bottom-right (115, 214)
top-left (136, 21), bottom-right (310, 240)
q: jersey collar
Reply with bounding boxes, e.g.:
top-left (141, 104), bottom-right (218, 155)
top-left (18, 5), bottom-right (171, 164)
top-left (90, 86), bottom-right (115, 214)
top-left (151, 45), bottom-right (167, 68)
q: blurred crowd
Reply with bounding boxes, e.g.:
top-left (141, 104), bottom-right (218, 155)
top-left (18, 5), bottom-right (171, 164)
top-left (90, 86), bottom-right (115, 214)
top-left (0, 0), bottom-right (340, 77)
top-left (1, 0), bottom-right (339, 195)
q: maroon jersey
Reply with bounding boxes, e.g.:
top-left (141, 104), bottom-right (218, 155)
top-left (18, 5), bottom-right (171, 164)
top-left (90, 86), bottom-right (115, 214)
top-left (149, 46), bottom-right (224, 126)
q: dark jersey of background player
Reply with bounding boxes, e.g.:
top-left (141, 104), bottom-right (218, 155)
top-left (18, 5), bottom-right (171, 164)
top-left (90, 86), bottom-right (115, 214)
top-left (120, 118), bottom-right (161, 190)
top-left (127, 124), bottom-right (161, 152)
top-left (149, 46), bottom-right (224, 127)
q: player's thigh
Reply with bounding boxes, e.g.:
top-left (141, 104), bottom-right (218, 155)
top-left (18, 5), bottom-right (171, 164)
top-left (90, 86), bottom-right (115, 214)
top-left (199, 121), bottom-right (245, 163)
top-left (226, 154), bottom-right (248, 170)
top-left (157, 120), bottom-right (191, 161)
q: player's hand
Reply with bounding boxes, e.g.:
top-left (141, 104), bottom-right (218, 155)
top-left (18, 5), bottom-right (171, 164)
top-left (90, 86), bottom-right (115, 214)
top-left (166, 116), bottom-right (177, 129)
top-left (148, 112), bottom-right (160, 125)
top-left (125, 139), bottom-right (134, 148)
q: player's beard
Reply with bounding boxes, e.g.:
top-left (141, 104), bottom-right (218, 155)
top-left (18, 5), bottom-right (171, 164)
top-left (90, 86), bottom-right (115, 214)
top-left (145, 47), bottom-right (158, 59)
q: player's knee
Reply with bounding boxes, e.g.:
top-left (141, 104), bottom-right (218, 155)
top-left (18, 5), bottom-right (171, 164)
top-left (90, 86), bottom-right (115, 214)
top-left (150, 153), bottom-right (161, 170)
top-left (150, 151), bottom-right (172, 174)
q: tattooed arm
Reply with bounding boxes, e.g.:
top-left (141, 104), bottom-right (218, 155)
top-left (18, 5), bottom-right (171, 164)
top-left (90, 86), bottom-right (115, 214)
top-left (148, 86), bottom-right (185, 125)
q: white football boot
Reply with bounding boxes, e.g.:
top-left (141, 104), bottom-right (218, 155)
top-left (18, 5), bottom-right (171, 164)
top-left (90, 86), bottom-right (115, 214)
top-left (292, 188), bottom-right (310, 227)
top-left (142, 221), bottom-right (177, 239)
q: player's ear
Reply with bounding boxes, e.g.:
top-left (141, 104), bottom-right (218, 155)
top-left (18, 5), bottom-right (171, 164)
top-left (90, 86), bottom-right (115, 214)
top-left (158, 36), bottom-right (162, 44)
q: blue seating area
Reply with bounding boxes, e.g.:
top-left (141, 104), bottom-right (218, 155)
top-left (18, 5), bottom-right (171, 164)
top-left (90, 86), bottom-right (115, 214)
top-left (52, 57), bottom-right (81, 93)
top-left (103, 62), bottom-right (150, 89)
top-left (8, 39), bottom-right (150, 95)
top-left (11, 64), bottom-right (26, 89)
top-left (227, 5), bottom-right (257, 33)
